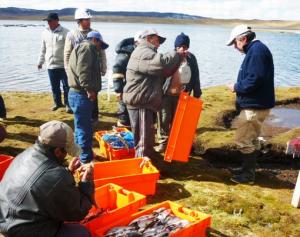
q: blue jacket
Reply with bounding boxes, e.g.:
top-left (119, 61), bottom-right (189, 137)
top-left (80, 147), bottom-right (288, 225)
top-left (234, 40), bottom-right (275, 109)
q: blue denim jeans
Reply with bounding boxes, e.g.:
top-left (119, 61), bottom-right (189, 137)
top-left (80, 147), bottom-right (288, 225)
top-left (48, 68), bottom-right (69, 106)
top-left (68, 90), bottom-right (93, 163)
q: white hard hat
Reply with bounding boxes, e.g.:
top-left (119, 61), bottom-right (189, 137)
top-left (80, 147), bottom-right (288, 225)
top-left (226, 25), bottom-right (252, 46)
top-left (74, 8), bottom-right (92, 20)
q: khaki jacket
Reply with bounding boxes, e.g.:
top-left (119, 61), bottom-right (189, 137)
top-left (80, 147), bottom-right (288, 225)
top-left (64, 27), bottom-right (107, 75)
top-left (38, 25), bottom-right (69, 69)
top-left (68, 40), bottom-right (102, 93)
top-left (123, 40), bottom-right (181, 112)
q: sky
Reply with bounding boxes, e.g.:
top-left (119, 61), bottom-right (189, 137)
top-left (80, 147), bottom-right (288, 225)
top-left (0, 0), bottom-right (300, 21)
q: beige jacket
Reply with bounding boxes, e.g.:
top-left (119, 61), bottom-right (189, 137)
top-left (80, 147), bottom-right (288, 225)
top-left (64, 26), bottom-right (107, 75)
top-left (38, 25), bottom-right (69, 69)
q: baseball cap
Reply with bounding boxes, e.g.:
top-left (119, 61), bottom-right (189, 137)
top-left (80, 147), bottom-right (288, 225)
top-left (43, 13), bottom-right (59, 21)
top-left (87, 31), bottom-right (109, 49)
top-left (141, 29), bottom-right (166, 44)
top-left (226, 25), bottom-right (252, 46)
top-left (38, 120), bottom-right (81, 157)
top-left (134, 30), bottom-right (143, 43)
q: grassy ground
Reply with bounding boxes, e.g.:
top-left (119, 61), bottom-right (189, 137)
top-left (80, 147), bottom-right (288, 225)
top-left (1, 86), bottom-right (300, 236)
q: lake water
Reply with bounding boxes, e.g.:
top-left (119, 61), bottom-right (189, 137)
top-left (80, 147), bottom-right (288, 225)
top-left (0, 20), bottom-right (299, 92)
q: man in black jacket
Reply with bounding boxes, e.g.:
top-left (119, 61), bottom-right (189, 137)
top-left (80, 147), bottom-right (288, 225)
top-left (0, 120), bottom-right (94, 237)
top-left (112, 32), bottom-right (141, 127)
top-left (155, 32), bottom-right (202, 152)
top-left (226, 25), bottom-right (275, 184)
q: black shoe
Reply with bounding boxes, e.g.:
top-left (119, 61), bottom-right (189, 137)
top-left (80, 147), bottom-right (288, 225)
top-left (228, 167), bottom-right (243, 175)
top-left (230, 174), bottom-right (254, 184)
top-left (51, 104), bottom-right (63, 111)
top-left (66, 105), bottom-right (73, 114)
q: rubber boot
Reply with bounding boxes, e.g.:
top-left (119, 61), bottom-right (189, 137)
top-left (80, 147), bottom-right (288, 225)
top-left (231, 151), bottom-right (257, 184)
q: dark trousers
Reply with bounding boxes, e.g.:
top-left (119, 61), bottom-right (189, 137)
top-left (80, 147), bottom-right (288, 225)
top-left (48, 68), bottom-right (69, 106)
top-left (118, 100), bottom-right (130, 126)
top-left (157, 95), bottom-right (179, 145)
top-left (55, 223), bottom-right (90, 237)
top-left (0, 95), bottom-right (6, 119)
top-left (128, 108), bottom-right (155, 158)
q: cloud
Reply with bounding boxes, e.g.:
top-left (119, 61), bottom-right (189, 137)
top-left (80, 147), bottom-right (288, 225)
top-left (0, 0), bottom-right (299, 20)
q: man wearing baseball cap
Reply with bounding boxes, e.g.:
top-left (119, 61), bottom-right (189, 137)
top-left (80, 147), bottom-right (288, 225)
top-left (123, 28), bottom-right (187, 158)
top-left (226, 25), bottom-right (275, 184)
top-left (0, 120), bottom-right (94, 237)
top-left (68, 31), bottom-right (108, 163)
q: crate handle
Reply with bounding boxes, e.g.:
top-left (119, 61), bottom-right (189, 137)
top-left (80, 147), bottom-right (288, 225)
top-left (178, 206), bottom-right (199, 218)
top-left (119, 188), bottom-right (134, 202)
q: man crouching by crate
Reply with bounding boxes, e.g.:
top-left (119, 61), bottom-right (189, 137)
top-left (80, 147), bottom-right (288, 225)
top-left (123, 29), bottom-right (187, 158)
top-left (0, 120), bottom-right (94, 237)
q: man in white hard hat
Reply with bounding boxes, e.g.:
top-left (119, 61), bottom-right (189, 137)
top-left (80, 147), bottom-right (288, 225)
top-left (64, 8), bottom-right (107, 122)
top-left (123, 29), bottom-right (187, 158)
top-left (226, 25), bottom-right (275, 184)
top-left (0, 120), bottom-right (94, 237)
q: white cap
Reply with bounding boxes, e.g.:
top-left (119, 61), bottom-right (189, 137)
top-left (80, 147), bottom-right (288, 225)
top-left (141, 29), bottom-right (166, 44)
top-left (75, 8), bottom-right (92, 20)
top-left (134, 30), bottom-right (143, 42)
top-left (226, 25), bottom-right (252, 46)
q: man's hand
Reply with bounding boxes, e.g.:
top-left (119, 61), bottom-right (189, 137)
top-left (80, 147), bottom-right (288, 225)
top-left (68, 157), bottom-right (81, 173)
top-left (78, 163), bottom-right (94, 182)
top-left (227, 83), bottom-right (235, 92)
top-left (37, 64), bottom-right (42, 70)
top-left (116, 93), bottom-right (122, 100)
top-left (87, 90), bottom-right (96, 101)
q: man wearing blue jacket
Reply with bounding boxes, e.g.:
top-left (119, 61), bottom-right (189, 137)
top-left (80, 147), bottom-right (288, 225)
top-left (226, 25), bottom-right (275, 184)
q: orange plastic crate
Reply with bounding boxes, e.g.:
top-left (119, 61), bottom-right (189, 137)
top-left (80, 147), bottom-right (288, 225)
top-left (93, 158), bottom-right (159, 195)
top-left (84, 183), bottom-right (146, 237)
top-left (164, 92), bottom-right (203, 162)
top-left (94, 201), bottom-right (211, 237)
top-left (0, 155), bottom-right (14, 181)
top-left (95, 128), bottom-right (135, 161)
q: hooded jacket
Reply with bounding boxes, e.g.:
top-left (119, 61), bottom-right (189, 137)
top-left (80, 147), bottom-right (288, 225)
top-left (0, 142), bottom-right (94, 237)
top-left (123, 40), bottom-right (181, 112)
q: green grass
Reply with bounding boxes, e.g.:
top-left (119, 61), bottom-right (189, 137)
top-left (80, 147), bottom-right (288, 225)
top-left (1, 86), bottom-right (300, 236)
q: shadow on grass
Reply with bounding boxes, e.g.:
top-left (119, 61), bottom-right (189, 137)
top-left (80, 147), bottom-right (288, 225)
top-left (207, 228), bottom-right (230, 237)
top-left (150, 152), bottom-right (296, 189)
top-left (5, 116), bottom-right (48, 128)
top-left (8, 132), bottom-right (36, 144)
top-left (147, 182), bottom-right (191, 204)
top-left (0, 146), bottom-right (24, 157)
top-left (99, 111), bottom-right (118, 118)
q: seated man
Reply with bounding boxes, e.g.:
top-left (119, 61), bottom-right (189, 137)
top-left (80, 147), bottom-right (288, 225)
top-left (0, 120), bottom-right (94, 237)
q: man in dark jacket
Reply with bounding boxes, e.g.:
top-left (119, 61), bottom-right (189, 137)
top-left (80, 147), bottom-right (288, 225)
top-left (68, 31), bottom-right (108, 163)
top-left (155, 32), bottom-right (202, 152)
top-left (226, 25), bottom-right (275, 184)
top-left (123, 29), bottom-right (186, 158)
top-left (112, 32), bottom-right (141, 127)
top-left (0, 120), bottom-right (94, 237)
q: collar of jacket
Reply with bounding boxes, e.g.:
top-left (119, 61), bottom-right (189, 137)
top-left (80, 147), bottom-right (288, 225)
top-left (34, 140), bottom-right (63, 165)
top-left (47, 24), bottom-right (62, 33)
top-left (243, 39), bottom-right (259, 53)
top-left (139, 39), bottom-right (158, 52)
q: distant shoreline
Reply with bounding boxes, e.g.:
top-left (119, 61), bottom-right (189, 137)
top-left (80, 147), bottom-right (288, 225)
top-left (1, 15), bottom-right (300, 31)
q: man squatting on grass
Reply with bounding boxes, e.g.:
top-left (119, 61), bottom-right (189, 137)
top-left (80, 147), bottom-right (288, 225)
top-left (226, 25), bottom-right (275, 184)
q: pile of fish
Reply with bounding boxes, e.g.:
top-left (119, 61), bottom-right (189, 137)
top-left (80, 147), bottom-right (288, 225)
top-left (105, 207), bottom-right (190, 237)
